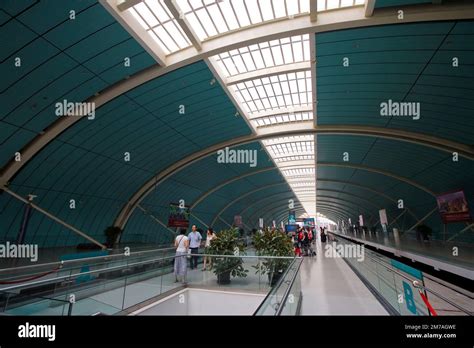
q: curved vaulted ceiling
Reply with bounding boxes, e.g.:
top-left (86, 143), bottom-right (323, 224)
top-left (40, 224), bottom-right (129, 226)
top-left (1, 0), bottom-right (473, 248)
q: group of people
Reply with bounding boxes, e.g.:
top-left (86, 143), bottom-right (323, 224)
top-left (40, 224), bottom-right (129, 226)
top-left (291, 227), bottom-right (316, 257)
top-left (291, 226), bottom-right (330, 256)
top-left (174, 225), bottom-right (216, 284)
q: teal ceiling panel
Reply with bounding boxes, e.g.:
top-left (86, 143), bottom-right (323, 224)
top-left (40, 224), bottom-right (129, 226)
top-left (1, 0), bottom-right (35, 17)
top-left (316, 21), bottom-right (474, 145)
top-left (375, 0), bottom-right (432, 9)
top-left (0, 1), bottom-right (156, 173)
top-left (0, 18), bottom-right (36, 61)
top-left (316, 22), bottom-right (452, 43)
top-left (16, 0), bottom-right (97, 34)
top-left (0, 38), bottom-right (59, 90)
top-left (0, 9), bottom-right (10, 25)
top-left (0, 129), bottom-right (37, 167)
top-left (451, 21), bottom-right (474, 34)
top-left (125, 143), bottom-right (287, 240)
top-left (0, 60), bottom-right (252, 247)
top-left (64, 24), bottom-right (132, 63)
top-left (43, 5), bottom-right (116, 50)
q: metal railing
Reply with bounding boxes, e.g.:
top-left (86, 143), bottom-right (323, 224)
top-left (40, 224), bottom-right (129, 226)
top-left (253, 257), bottom-right (303, 316)
top-left (0, 252), bottom-right (296, 316)
top-left (328, 232), bottom-right (472, 316)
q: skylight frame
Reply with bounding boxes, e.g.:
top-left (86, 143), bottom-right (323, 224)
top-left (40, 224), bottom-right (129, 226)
top-left (233, 71), bottom-right (312, 114)
top-left (214, 34), bottom-right (311, 78)
top-left (175, 0), bottom-right (311, 41)
top-left (128, 0), bottom-right (192, 55)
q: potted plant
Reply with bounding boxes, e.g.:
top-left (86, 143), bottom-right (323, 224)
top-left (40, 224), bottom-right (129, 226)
top-left (207, 228), bottom-right (248, 284)
top-left (104, 226), bottom-right (122, 248)
top-left (416, 224), bottom-right (432, 241)
top-left (252, 228), bottom-right (294, 286)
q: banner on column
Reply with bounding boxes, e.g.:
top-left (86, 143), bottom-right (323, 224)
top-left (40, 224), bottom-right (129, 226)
top-left (436, 190), bottom-right (471, 223)
top-left (379, 209), bottom-right (388, 225)
top-left (359, 214), bottom-right (364, 227)
top-left (259, 218), bottom-right (264, 229)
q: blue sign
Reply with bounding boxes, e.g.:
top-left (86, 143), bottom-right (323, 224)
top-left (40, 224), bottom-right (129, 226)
top-left (390, 260), bottom-right (423, 280)
top-left (403, 281), bottom-right (417, 314)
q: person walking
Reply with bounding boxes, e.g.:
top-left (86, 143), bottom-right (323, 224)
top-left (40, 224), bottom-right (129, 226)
top-left (188, 225), bottom-right (202, 270)
top-left (202, 228), bottom-right (216, 271)
top-left (174, 229), bottom-right (189, 283)
top-left (321, 228), bottom-right (327, 243)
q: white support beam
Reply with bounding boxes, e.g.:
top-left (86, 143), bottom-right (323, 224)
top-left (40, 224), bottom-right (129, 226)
top-left (226, 61), bottom-right (311, 85)
top-left (117, 0), bottom-right (141, 12)
top-left (2, 187), bottom-right (107, 249)
top-left (407, 207), bottom-right (438, 231)
top-left (365, 0), bottom-right (376, 17)
top-left (218, 216), bottom-right (233, 228)
top-left (247, 105), bottom-right (313, 120)
top-left (310, 27), bottom-right (318, 218)
top-left (163, 0), bottom-right (202, 51)
top-left (137, 204), bottom-right (176, 236)
top-left (190, 212), bottom-right (209, 228)
top-left (277, 160), bottom-right (317, 168)
top-left (256, 121), bottom-right (314, 136)
top-left (310, 0), bottom-right (318, 22)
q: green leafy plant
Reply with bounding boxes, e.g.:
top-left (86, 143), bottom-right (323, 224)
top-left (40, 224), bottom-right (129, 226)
top-left (104, 226), bottom-right (122, 248)
top-left (252, 228), bottom-right (294, 284)
top-left (207, 228), bottom-right (248, 284)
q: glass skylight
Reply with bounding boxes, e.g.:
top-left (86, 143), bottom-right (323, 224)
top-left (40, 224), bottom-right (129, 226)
top-left (214, 35), bottom-right (310, 78)
top-left (175, 0), bottom-right (310, 41)
top-left (128, 0), bottom-right (192, 54)
top-left (264, 141), bottom-right (313, 160)
top-left (233, 71), bottom-right (312, 113)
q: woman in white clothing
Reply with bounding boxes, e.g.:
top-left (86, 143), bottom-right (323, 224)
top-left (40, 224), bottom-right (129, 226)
top-left (202, 228), bottom-right (216, 271)
top-left (174, 229), bottom-right (189, 283)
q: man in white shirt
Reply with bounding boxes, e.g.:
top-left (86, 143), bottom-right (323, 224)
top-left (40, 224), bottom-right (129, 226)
top-left (188, 225), bottom-right (202, 270)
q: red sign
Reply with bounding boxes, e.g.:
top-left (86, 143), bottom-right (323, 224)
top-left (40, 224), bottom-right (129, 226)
top-left (436, 190), bottom-right (471, 223)
top-left (168, 203), bottom-right (190, 228)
